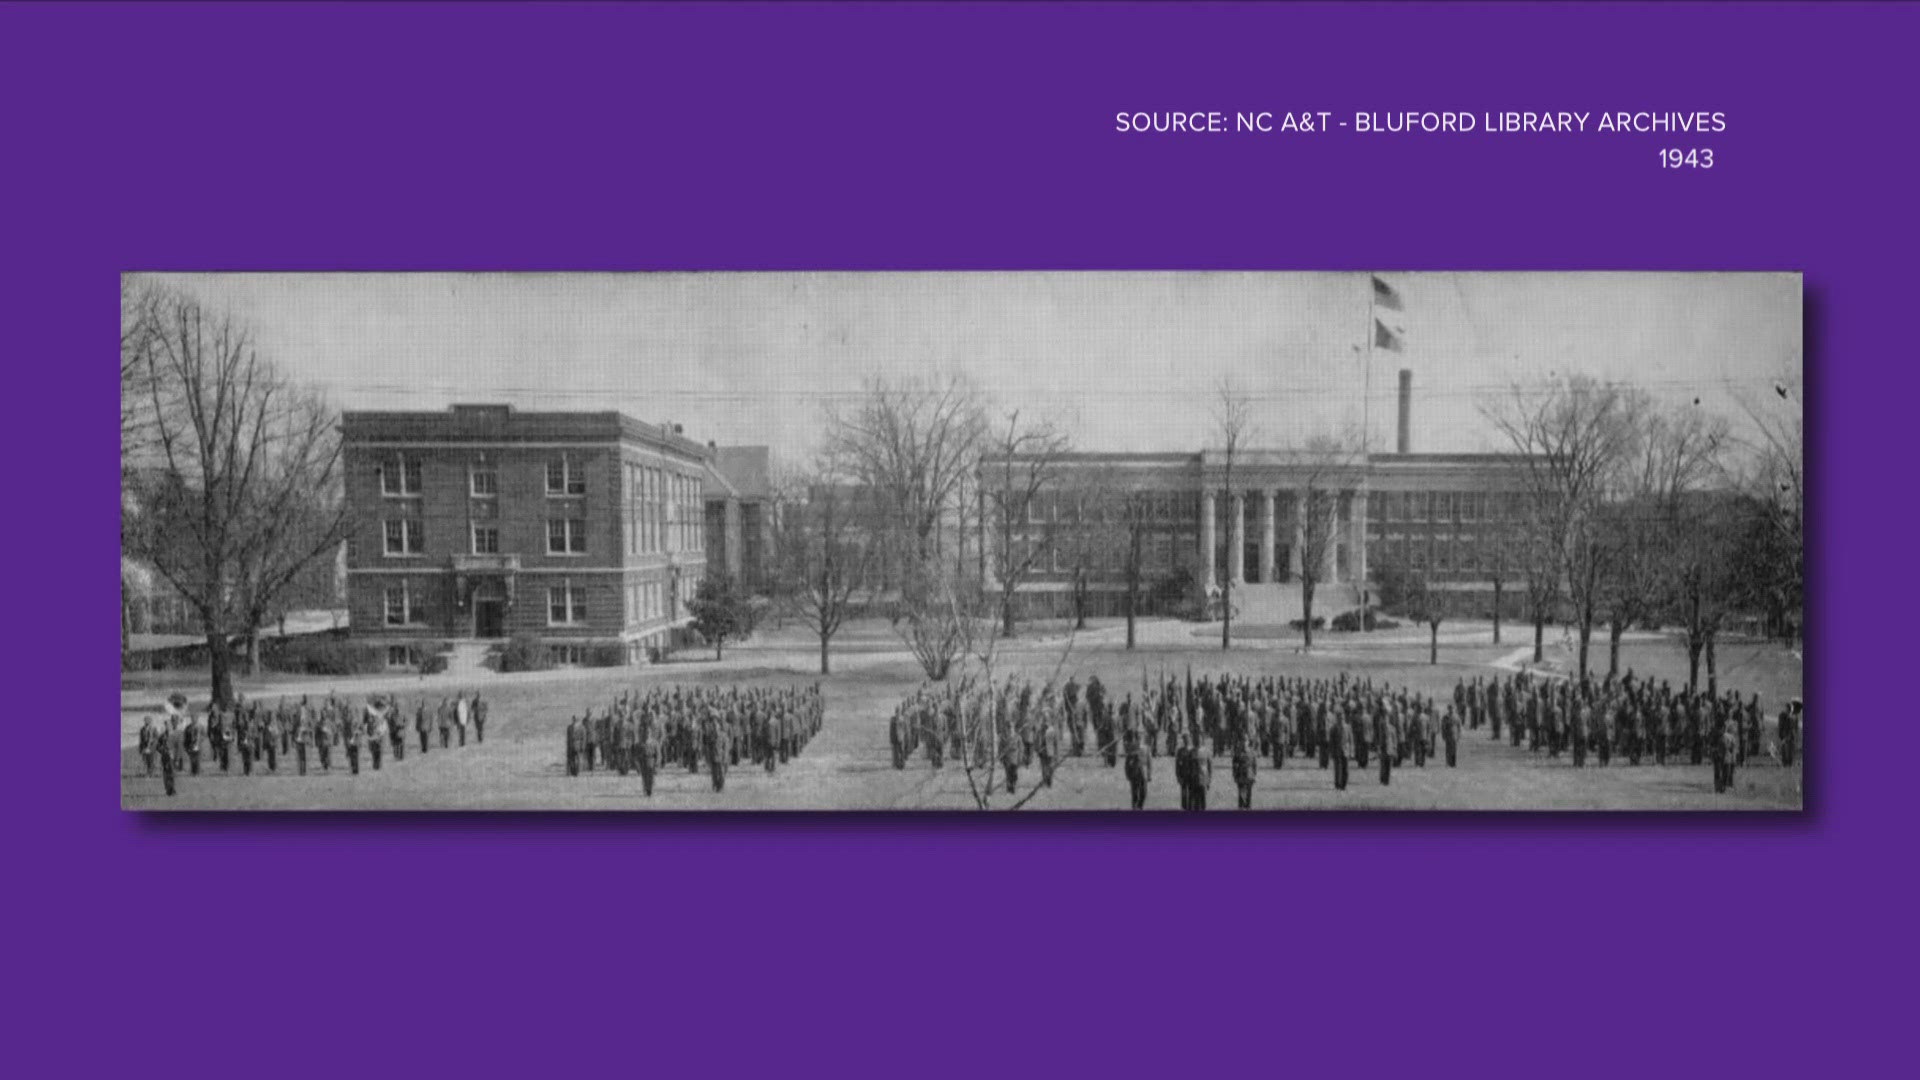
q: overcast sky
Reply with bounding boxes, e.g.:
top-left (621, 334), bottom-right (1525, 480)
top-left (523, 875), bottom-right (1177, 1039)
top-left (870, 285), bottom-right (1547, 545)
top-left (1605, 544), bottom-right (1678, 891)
top-left (133, 271), bottom-right (1801, 463)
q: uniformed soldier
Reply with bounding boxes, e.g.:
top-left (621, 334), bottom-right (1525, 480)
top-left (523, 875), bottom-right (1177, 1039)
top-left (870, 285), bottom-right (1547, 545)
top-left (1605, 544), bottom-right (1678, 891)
top-left (158, 716), bottom-right (179, 797)
top-left (1375, 707), bottom-right (1396, 786)
top-left (473, 695), bottom-right (488, 744)
top-left (1440, 706), bottom-right (1460, 768)
top-left (1329, 711), bottom-right (1351, 792)
top-left (1037, 715), bottom-right (1060, 788)
top-left (366, 698), bottom-right (386, 771)
top-left (1123, 729), bottom-right (1151, 810)
top-left (344, 712), bottom-right (363, 775)
top-left (138, 716), bottom-right (158, 777)
top-left (565, 716), bottom-right (583, 777)
top-left (263, 709), bottom-right (281, 772)
top-left (1714, 717), bottom-right (1738, 794)
top-left (293, 709), bottom-right (311, 776)
top-left (315, 709), bottom-right (335, 772)
top-left (1778, 700), bottom-right (1801, 768)
top-left (636, 715), bottom-right (659, 796)
top-left (437, 698), bottom-right (453, 749)
top-left (1230, 725), bottom-right (1258, 810)
top-left (183, 711), bottom-right (204, 776)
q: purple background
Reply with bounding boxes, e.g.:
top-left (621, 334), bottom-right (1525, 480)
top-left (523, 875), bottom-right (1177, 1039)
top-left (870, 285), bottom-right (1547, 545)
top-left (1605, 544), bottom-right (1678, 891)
top-left (5, 2), bottom-right (1905, 1076)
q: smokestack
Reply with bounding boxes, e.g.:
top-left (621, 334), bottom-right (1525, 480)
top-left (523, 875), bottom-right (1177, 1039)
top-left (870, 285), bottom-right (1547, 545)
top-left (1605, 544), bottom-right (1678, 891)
top-left (1396, 369), bottom-right (1412, 454)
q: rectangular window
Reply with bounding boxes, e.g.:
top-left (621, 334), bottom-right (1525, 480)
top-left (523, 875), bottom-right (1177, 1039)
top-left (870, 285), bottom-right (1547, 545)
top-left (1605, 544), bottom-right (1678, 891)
top-left (547, 518), bottom-right (587, 555)
top-left (471, 524), bottom-right (500, 555)
top-left (548, 582), bottom-right (585, 625)
top-left (380, 455), bottom-right (422, 497)
top-left (384, 582), bottom-right (419, 626)
top-left (547, 454), bottom-right (587, 496)
top-left (470, 462), bottom-right (497, 498)
top-left (384, 518), bottom-right (423, 556)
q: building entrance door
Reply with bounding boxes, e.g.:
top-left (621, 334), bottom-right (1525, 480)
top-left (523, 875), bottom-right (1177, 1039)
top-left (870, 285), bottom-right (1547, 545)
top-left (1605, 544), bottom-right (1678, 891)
top-left (475, 600), bottom-right (505, 638)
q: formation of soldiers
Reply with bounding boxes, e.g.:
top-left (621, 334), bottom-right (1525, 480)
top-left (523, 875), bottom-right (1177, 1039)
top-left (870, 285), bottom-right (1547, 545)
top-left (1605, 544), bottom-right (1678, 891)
top-left (887, 670), bottom-right (1462, 810)
top-left (136, 690), bottom-right (490, 797)
top-left (887, 667), bottom-right (1805, 808)
top-left (564, 683), bottom-right (824, 796)
top-left (1446, 671), bottom-right (1805, 792)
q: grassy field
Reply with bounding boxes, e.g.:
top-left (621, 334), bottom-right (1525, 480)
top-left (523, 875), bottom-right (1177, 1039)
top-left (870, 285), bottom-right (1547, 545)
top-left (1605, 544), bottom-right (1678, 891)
top-left (119, 619), bottom-right (1803, 812)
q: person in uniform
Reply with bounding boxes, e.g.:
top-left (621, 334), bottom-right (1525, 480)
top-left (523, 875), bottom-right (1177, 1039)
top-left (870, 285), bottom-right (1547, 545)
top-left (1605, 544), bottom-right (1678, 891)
top-left (262, 709), bottom-right (281, 772)
top-left (1778, 700), bottom-right (1801, 768)
top-left (179, 710), bottom-right (201, 776)
top-left (1037, 715), bottom-right (1060, 788)
top-left (158, 716), bottom-right (179, 797)
top-left (1440, 706), bottom-right (1460, 768)
top-left (138, 716), bottom-right (158, 777)
top-left (293, 709), bottom-right (311, 776)
top-left (366, 698), bottom-right (386, 771)
top-left (1230, 725), bottom-right (1258, 810)
top-left (1329, 711), bottom-right (1351, 792)
top-left (637, 715), bottom-right (659, 796)
top-left (473, 695), bottom-right (488, 744)
top-left (455, 693), bottom-right (471, 748)
top-left (1714, 716), bottom-right (1738, 794)
top-left (565, 716), bottom-right (583, 777)
top-left (1123, 730), bottom-right (1151, 810)
top-left (315, 709), bottom-right (335, 772)
top-left (1375, 706), bottom-right (1395, 786)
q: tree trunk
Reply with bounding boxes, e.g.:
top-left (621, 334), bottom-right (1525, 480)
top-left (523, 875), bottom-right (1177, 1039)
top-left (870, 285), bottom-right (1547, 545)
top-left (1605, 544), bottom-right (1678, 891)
top-left (1074, 571), bottom-right (1088, 631)
top-left (1532, 614), bottom-right (1545, 664)
top-left (1576, 617), bottom-right (1592, 681)
top-left (1220, 577), bottom-right (1232, 650)
top-left (1607, 620), bottom-right (1624, 677)
top-left (1492, 579), bottom-right (1503, 644)
top-left (1301, 581), bottom-right (1315, 650)
top-left (819, 631), bottom-right (830, 675)
top-left (206, 632), bottom-right (235, 709)
top-left (247, 627), bottom-right (262, 676)
top-left (1002, 592), bottom-right (1016, 639)
top-left (1686, 634), bottom-right (1703, 693)
top-left (715, 638), bottom-right (724, 661)
top-left (1429, 621), bottom-right (1439, 664)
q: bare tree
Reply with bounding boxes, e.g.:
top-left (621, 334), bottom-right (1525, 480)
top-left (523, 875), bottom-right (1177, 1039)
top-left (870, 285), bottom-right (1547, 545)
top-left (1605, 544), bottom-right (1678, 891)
top-left (771, 460), bottom-right (875, 675)
top-left (122, 291), bottom-right (350, 707)
top-left (1600, 402), bottom-right (1729, 675)
top-left (824, 373), bottom-right (988, 563)
top-left (1484, 375), bottom-right (1643, 679)
top-left (1731, 367), bottom-right (1803, 646)
top-left (980, 410), bottom-right (1073, 637)
top-left (896, 556), bottom-right (986, 682)
top-left (1288, 431), bottom-right (1365, 650)
top-left (1212, 379), bottom-right (1254, 649)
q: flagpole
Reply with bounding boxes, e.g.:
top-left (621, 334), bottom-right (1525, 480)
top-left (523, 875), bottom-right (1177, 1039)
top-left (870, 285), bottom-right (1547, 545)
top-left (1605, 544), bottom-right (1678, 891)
top-left (1362, 276), bottom-right (1375, 616)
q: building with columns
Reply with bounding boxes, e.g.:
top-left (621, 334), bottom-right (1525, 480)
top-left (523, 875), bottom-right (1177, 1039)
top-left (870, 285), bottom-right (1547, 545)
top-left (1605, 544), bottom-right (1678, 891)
top-left (981, 373), bottom-right (1538, 624)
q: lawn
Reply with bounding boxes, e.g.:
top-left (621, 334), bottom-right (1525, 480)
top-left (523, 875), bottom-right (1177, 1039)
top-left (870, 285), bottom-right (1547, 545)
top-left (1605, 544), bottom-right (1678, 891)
top-left (120, 619), bottom-right (1803, 811)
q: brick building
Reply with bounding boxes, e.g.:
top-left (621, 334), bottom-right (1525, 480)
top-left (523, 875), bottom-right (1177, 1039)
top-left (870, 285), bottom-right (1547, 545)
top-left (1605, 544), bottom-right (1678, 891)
top-left (341, 404), bottom-right (711, 665)
top-left (702, 445), bottom-right (777, 595)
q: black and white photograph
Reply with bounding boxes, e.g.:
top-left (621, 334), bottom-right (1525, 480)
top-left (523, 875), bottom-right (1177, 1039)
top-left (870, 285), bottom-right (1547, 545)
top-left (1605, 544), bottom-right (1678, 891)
top-left (119, 271), bottom-right (1804, 811)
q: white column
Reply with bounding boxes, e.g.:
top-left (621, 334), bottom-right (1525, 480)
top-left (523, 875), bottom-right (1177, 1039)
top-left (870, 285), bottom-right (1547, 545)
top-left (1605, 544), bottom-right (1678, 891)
top-left (1321, 490), bottom-right (1340, 582)
top-left (1259, 490), bottom-right (1277, 585)
top-left (1227, 492), bottom-right (1245, 584)
top-left (1352, 489), bottom-right (1369, 591)
top-left (1200, 489), bottom-right (1216, 587)
top-left (1289, 490), bottom-right (1305, 578)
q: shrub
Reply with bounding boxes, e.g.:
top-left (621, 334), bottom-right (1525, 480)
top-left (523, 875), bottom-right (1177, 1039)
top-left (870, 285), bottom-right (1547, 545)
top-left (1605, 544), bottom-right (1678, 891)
top-left (585, 642), bottom-right (628, 667)
top-left (498, 634), bottom-right (556, 673)
top-left (1288, 615), bottom-right (1327, 632)
top-left (419, 652), bottom-right (449, 675)
top-left (265, 638), bottom-right (385, 676)
top-left (1370, 615), bottom-right (1400, 631)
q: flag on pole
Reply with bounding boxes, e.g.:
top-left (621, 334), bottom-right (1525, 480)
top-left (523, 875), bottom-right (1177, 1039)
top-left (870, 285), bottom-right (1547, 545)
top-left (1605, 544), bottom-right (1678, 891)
top-left (1374, 317), bottom-right (1405, 352)
top-left (1372, 274), bottom-right (1403, 312)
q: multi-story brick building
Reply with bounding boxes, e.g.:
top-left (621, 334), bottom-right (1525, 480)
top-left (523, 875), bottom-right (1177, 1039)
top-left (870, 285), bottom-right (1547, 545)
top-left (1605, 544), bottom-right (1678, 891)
top-left (341, 404), bottom-right (711, 665)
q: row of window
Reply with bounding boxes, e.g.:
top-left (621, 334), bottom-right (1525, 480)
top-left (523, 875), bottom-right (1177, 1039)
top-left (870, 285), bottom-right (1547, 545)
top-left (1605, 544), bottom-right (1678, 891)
top-left (384, 517), bottom-right (590, 557)
top-left (377, 453), bottom-right (705, 513)
top-left (625, 461), bottom-right (701, 556)
top-left (380, 579), bottom-right (591, 627)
